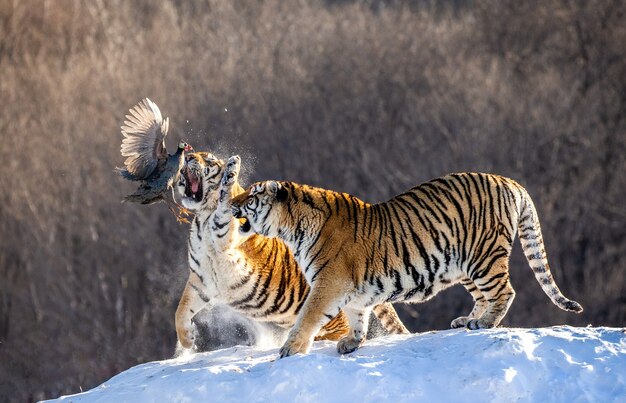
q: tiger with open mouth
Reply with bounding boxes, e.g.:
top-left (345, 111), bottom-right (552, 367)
top-left (174, 152), bottom-right (409, 351)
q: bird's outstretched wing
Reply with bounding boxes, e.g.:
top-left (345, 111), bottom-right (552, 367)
top-left (120, 98), bottom-right (169, 179)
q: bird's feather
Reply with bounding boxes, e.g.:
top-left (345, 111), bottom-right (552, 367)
top-left (120, 98), bottom-right (169, 179)
top-left (114, 167), bottom-right (143, 181)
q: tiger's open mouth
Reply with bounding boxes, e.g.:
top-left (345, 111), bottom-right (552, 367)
top-left (184, 167), bottom-right (203, 202)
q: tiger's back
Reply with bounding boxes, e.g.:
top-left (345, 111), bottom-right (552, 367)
top-left (231, 171), bottom-right (583, 357)
top-left (349, 173), bottom-right (582, 314)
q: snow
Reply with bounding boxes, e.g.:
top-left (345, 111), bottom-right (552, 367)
top-left (47, 326), bottom-right (626, 403)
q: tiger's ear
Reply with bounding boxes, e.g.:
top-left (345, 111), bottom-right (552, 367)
top-left (200, 152), bottom-right (216, 163)
top-left (268, 181), bottom-right (288, 202)
top-left (276, 183), bottom-right (288, 202)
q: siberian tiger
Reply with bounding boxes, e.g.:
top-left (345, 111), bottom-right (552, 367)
top-left (174, 153), bottom-right (408, 351)
top-left (228, 166), bottom-right (583, 357)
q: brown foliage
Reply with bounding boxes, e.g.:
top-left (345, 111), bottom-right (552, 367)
top-left (0, 0), bottom-right (624, 400)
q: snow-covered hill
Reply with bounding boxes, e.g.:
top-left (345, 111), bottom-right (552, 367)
top-left (49, 326), bottom-right (625, 402)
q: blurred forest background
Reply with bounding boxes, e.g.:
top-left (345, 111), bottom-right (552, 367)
top-left (1, 0), bottom-right (625, 401)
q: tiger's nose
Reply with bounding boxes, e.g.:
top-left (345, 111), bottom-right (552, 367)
top-left (232, 205), bottom-right (242, 218)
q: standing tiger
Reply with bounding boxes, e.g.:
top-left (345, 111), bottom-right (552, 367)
top-left (228, 165), bottom-right (583, 357)
top-left (174, 153), bottom-right (408, 352)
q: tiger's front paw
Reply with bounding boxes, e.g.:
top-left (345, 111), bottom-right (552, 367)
top-left (221, 155), bottom-right (241, 187)
top-left (174, 340), bottom-right (197, 357)
top-left (466, 318), bottom-right (495, 330)
top-left (279, 334), bottom-right (312, 358)
top-left (176, 321), bottom-right (197, 349)
top-left (218, 156), bottom-right (241, 204)
top-left (337, 336), bottom-right (364, 355)
top-left (451, 316), bottom-right (470, 329)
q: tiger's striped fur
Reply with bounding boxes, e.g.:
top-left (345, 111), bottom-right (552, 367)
top-left (174, 153), bottom-right (408, 351)
top-left (230, 172), bottom-right (583, 357)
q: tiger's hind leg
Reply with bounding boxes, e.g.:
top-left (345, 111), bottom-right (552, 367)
top-left (175, 272), bottom-right (212, 350)
top-left (451, 277), bottom-right (489, 329)
top-left (372, 302), bottom-right (410, 334)
top-left (317, 302), bottom-right (409, 342)
top-left (337, 306), bottom-right (372, 354)
top-left (465, 257), bottom-right (516, 330)
top-left (315, 310), bottom-right (350, 341)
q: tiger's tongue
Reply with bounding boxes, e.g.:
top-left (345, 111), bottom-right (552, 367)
top-left (192, 181), bottom-right (199, 193)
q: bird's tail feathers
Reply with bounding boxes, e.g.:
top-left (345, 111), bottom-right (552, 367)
top-left (115, 167), bottom-right (143, 181)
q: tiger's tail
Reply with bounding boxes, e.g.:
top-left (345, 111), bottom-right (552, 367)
top-left (517, 191), bottom-right (583, 313)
